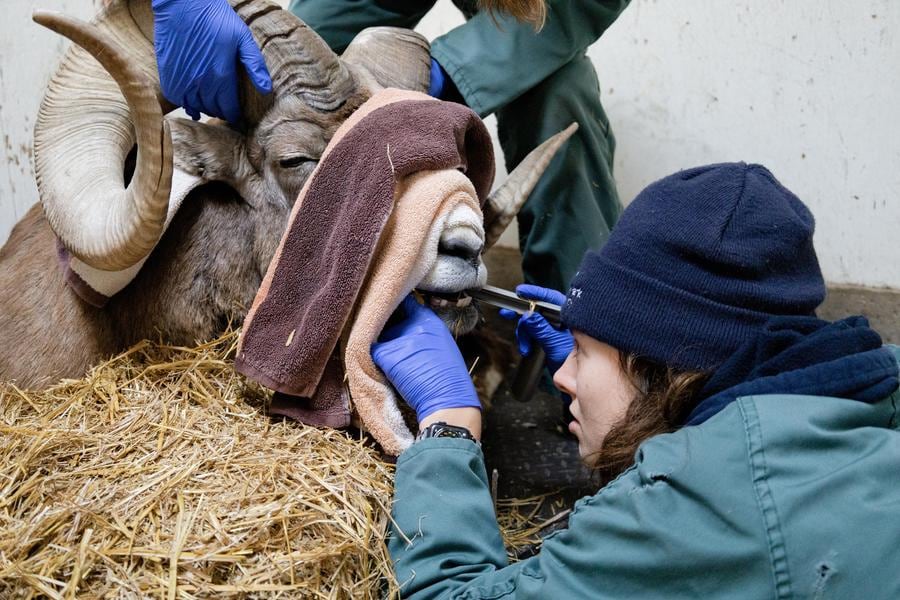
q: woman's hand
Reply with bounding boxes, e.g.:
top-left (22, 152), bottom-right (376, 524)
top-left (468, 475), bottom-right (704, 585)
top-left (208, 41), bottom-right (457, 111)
top-left (152, 0), bottom-right (272, 124)
top-left (500, 284), bottom-right (575, 374)
top-left (372, 296), bottom-right (482, 424)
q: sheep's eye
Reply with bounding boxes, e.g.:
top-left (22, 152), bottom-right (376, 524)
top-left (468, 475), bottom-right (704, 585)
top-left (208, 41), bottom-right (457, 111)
top-left (279, 156), bottom-right (313, 169)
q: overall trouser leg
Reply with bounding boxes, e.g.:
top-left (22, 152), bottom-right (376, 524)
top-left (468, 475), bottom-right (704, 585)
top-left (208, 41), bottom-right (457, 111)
top-left (496, 55), bottom-right (621, 292)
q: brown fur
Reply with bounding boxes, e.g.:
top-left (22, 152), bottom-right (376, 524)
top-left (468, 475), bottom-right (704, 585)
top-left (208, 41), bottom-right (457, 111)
top-left (0, 184), bottom-right (287, 389)
top-left (0, 67), bottom-right (375, 390)
top-left (0, 206), bottom-right (116, 388)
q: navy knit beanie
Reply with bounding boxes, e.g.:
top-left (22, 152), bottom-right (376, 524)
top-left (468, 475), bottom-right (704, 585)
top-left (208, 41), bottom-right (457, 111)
top-left (561, 163), bottom-right (826, 372)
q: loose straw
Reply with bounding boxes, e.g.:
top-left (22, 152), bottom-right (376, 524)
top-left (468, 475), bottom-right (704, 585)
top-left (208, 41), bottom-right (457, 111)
top-left (0, 330), bottom-right (564, 597)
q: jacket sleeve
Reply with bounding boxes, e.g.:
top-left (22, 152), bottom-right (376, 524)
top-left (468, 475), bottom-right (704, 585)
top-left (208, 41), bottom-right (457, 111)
top-left (389, 414), bottom-right (774, 599)
top-left (429, 0), bottom-right (631, 116)
top-left (388, 438), bottom-right (513, 599)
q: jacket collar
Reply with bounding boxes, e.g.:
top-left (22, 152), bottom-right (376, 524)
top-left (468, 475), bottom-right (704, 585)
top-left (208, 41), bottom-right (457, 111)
top-left (686, 316), bottom-right (900, 426)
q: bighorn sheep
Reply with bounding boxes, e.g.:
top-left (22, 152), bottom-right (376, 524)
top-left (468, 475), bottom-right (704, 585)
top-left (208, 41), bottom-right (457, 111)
top-left (0, 0), bottom-right (570, 390)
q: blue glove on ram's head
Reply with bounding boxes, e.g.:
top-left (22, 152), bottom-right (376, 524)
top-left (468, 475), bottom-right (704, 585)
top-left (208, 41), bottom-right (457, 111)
top-left (500, 284), bottom-right (575, 374)
top-left (371, 295), bottom-right (481, 422)
top-left (152, 0), bottom-right (273, 124)
top-left (427, 58), bottom-right (447, 98)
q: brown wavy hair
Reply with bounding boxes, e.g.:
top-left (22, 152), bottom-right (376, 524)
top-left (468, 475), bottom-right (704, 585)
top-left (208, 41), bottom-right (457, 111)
top-left (588, 352), bottom-right (710, 486)
top-left (479, 0), bottom-right (547, 29)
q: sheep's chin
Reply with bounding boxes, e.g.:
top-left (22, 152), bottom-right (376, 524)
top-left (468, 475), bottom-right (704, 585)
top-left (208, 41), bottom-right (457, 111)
top-left (433, 304), bottom-right (480, 336)
top-left (412, 288), bottom-right (481, 336)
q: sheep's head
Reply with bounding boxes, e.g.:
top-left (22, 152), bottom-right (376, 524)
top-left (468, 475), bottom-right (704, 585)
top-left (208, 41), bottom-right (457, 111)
top-left (414, 125), bottom-right (578, 335)
top-left (32, 0), bottom-right (572, 338)
top-left (32, 0), bottom-right (429, 270)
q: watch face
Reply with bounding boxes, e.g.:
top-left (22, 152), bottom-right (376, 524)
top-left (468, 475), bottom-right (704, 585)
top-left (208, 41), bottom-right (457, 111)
top-left (435, 425), bottom-right (467, 438)
top-left (418, 422), bottom-right (477, 443)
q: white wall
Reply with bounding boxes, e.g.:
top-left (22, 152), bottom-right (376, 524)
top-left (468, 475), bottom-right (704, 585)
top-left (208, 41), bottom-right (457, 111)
top-left (3, 0), bottom-right (899, 288)
top-left (591, 1), bottom-right (900, 288)
top-left (1, 1), bottom-right (104, 244)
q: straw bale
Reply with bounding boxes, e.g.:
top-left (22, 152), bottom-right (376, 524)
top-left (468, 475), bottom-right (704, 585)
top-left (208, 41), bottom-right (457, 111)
top-left (0, 330), bottom-right (557, 598)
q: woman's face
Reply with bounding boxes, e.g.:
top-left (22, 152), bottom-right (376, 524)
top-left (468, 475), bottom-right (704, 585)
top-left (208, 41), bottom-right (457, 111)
top-left (553, 332), bottom-right (637, 462)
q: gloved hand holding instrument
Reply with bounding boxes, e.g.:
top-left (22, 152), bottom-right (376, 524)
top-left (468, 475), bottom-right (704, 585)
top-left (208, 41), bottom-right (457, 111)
top-left (494, 284), bottom-right (573, 374)
top-left (469, 284), bottom-right (572, 402)
top-left (152, 0), bottom-right (273, 124)
top-left (372, 285), bottom-right (570, 426)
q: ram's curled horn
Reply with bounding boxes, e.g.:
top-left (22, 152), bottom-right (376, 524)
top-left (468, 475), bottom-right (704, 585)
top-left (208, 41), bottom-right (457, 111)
top-left (32, 6), bottom-right (173, 271)
top-left (341, 27), bottom-right (431, 93)
top-left (31, 0), bottom-right (351, 272)
top-left (482, 123), bottom-right (580, 249)
top-left (231, 0), bottom-right (354, 117)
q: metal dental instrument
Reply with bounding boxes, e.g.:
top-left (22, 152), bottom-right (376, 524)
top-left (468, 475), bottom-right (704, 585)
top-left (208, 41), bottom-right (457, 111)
top-left (467, 285), bottom-right (562, 327)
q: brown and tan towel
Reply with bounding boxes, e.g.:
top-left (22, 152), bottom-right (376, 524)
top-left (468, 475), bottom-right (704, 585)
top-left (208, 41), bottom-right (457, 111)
top-left (344, 168), bottom-right (484, 454)
top-left (235, 89), bottom-right (494, 443)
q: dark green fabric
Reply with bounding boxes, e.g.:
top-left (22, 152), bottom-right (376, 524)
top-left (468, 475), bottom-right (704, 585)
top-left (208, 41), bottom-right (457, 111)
top-left (388, 345), bottom-right (900, 598)
top-left (496, 55), bottom-right (620, 290)
top-left (288, 0), bottom-right (436, 53)
top-left (289, 0), bottom-right (626, 290)
top-left (428, 1), bottom-right (629, 116)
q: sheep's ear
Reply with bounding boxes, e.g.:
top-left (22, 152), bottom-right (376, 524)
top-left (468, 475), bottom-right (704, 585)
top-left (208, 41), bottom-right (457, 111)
top-left (482, 123), bottom-right (579, 249)
top-left (169, 118), bottom-right (252, 196)
top-left (342, 27), bottom-right (431, 93)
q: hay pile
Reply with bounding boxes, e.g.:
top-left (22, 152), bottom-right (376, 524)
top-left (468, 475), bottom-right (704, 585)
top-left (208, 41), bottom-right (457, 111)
top-left (0, 331), bottom-right (553, 598)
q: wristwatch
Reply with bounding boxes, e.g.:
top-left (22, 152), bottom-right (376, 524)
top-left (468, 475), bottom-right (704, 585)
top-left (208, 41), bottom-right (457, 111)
top-left (415, 421), bottom-right (479, 445)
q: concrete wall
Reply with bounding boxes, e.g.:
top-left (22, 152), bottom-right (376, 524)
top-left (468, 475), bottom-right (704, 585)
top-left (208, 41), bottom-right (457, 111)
top-left (418, 1), bottom-right (900, 289)
top-left (1, 1), bottom-right (104, 244)
top-left (3, 0), bottom-right (899, 289)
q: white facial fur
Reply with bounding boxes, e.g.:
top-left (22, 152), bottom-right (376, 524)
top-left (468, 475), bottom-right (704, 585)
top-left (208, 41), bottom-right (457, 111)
top-left (414, 202), bottom-right (487, 334)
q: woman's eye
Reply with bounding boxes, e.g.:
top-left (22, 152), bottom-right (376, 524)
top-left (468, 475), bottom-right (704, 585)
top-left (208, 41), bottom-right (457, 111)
top-left (279, 156), bottom-right (313, 169)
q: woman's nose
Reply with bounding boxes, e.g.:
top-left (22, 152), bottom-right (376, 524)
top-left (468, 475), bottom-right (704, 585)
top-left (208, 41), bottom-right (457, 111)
top-left (552, 351), bottom-right (577, 398)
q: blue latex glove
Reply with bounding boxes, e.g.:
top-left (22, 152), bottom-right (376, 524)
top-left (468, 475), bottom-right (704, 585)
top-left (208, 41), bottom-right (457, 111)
top-left (427, 58), bottom-right (447, 98)
top-left (152, 0), bottom-right (273, 124)
top-left (372, 296), bottom-right (481, 421)
top-left (499, 284), bottom-right (575, 374)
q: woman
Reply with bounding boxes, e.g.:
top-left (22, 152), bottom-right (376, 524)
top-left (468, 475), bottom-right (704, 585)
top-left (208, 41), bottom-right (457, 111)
top-left (372, 162), bottom-right (900, 598)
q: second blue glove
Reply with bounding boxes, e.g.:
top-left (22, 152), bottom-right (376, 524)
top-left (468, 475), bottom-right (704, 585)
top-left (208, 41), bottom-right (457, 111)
top-left (499, 284), bottom-right (575, 374)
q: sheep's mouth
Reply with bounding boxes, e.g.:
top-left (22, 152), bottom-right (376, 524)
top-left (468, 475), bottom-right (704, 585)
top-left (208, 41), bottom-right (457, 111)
top-left (416, 289), bottom-right (473, 309)
top-left (413, 289), bottom-right (481, 336)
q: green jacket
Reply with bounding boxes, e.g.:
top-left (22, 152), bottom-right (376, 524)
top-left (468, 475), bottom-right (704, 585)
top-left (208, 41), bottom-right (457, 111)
top-left (291, 0), bottom-right (630, 116)
top-left (388, 346), bottom-right (900, 599)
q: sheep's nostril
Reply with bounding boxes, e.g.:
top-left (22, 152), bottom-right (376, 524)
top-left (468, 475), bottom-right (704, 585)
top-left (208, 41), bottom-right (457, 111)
top-left (439, 240), bottom-right (483, 268)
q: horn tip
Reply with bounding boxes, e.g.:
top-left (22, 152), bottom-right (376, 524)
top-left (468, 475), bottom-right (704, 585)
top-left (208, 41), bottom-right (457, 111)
top-left (32, 9), bottom-right (54, 24)
top-left (33, 10), bottom-right (69, 31)
top-left (562, 122), bottom-right (579, 138)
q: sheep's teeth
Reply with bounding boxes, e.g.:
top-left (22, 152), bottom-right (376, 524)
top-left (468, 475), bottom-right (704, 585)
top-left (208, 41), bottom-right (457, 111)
top-left (424, 292), bottom-right (473, 309)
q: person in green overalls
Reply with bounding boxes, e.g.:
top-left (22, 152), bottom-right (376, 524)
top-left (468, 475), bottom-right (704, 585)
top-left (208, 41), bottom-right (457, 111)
top-left (289, 0), bottom-right (630, 292)
top-left (372, 163), bottom-right (900, 598)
